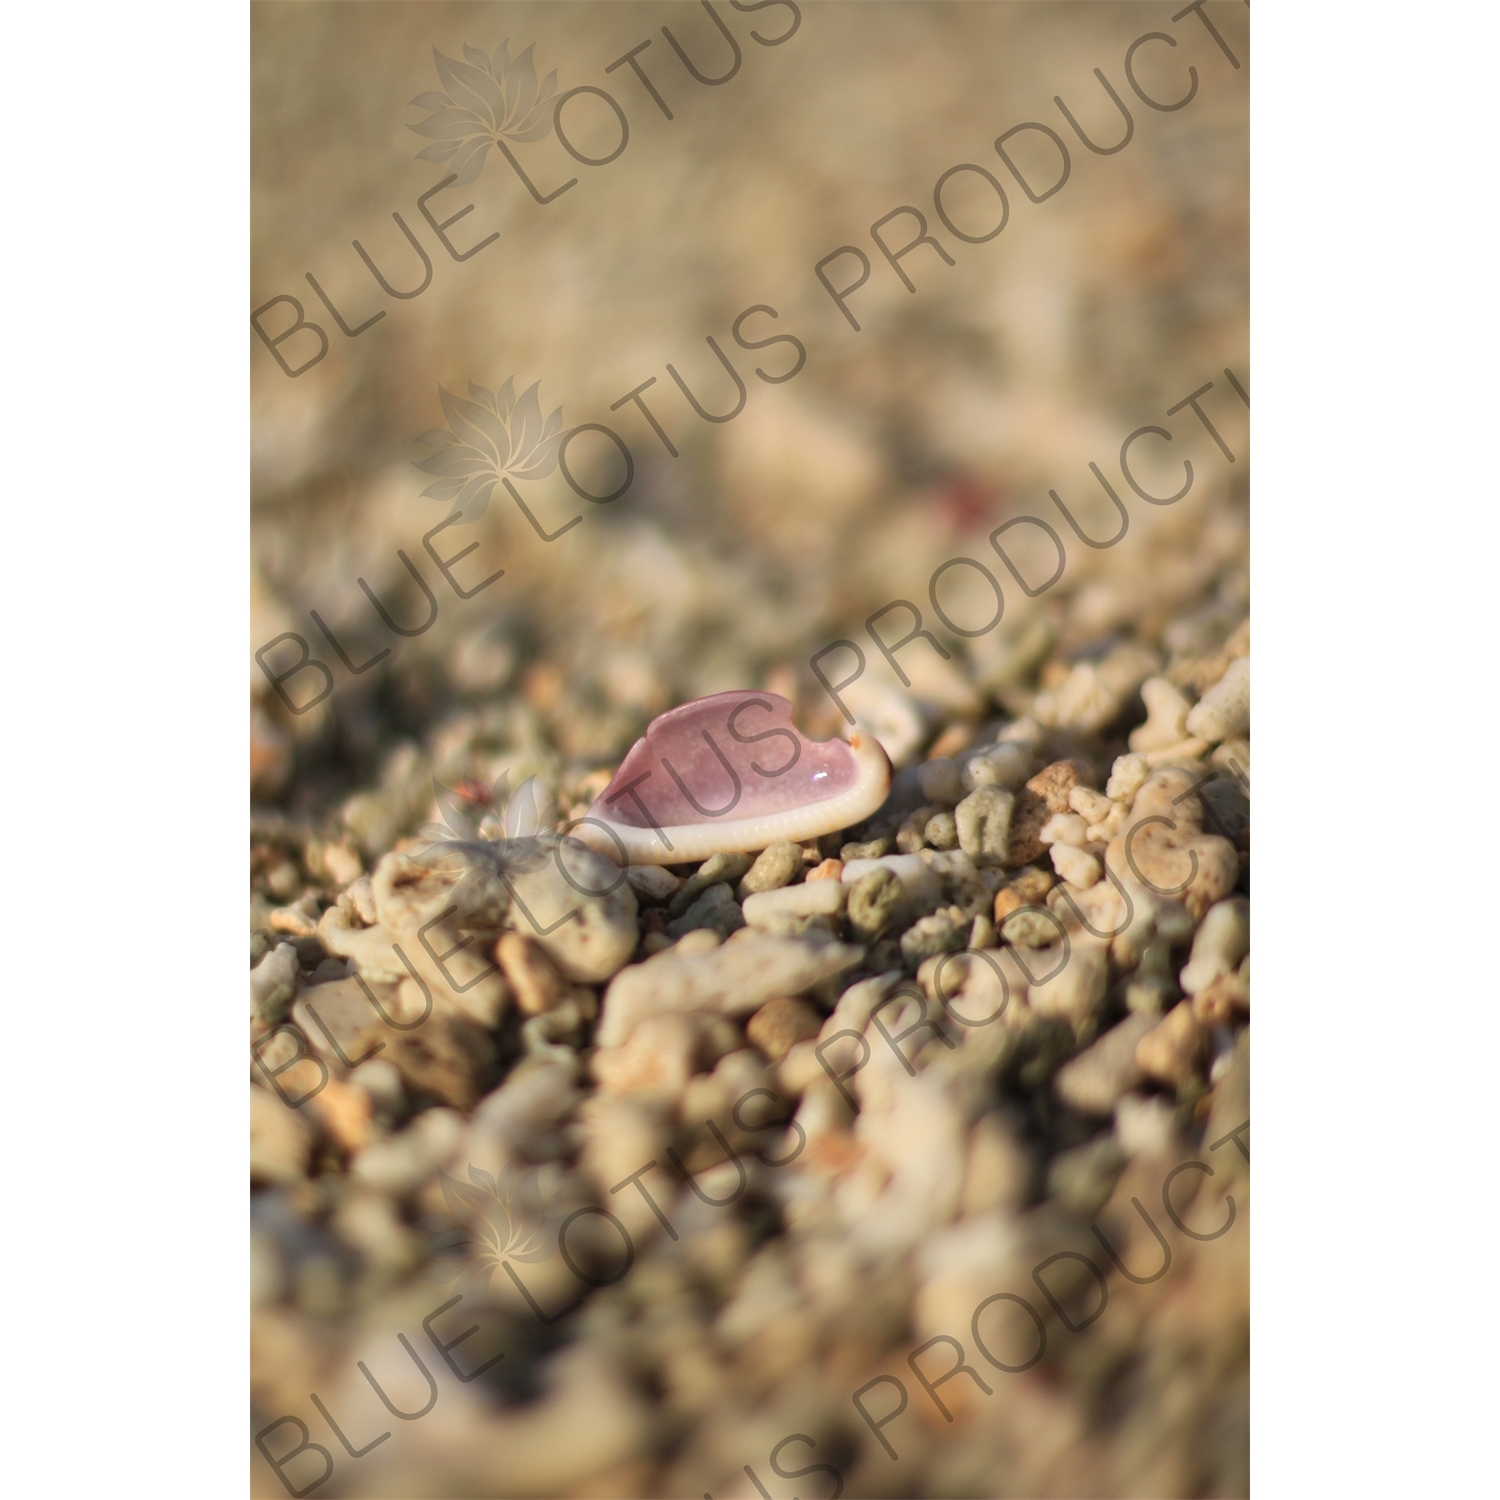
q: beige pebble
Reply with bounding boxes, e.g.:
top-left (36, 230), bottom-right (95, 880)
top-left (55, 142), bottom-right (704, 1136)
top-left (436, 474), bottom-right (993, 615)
top-left (961, 741), bottom-right (1032, 793)
top-left (250, 1085), bottom-right (312, 1184)
top-left (960, 1114), bottom-right (1033, 1215)
top-left (746, 996), bottom-right (823, 1061)
top-left (1050, 842), bottom-right (1101, 889)
top-left (1180, 897), bottom-right (1250, 995)
top-left (307, 1078), bottom-right (373, 1154)
top-left (320, 841), bottom-right (364, 887)
top-left (626, 865), bottom-right (682, 904)
top-left (1135, 1000), bottom-right (1208, 1086)
top-left (1085, 803), bottom-right (1128, 843)
top-left (268, 894), bottom-right (320, 938)
top-left (742, 879), bottom-right (846, 926)
top-left (1106, 753), bottom-right (1150, 804)
top-left (1054, 1014), bottom-right (1157, 1114)
top-left (596, 933), bottom-right (861, 1047)
top-left (1027, 759), bottom-right (1095, 814)
top-left (251, 941), bottom-right (299, 1023)
top-left (1027, 936), bottom-right (1109, 1033)
top-left (351, 1106), bottom-right (463, 1195)
top-left (1032, 644), bottom-right (1159, 734)
top-left (669, 852), bottom-right (754, 917)
top-left (1039, 812), bottom-right (1088, 848)
top-left (344, 875), bottom-right (377, 925)
top-left (1129, 677), bottom-right (1193, 753)
top-left (992, 867), bottom-right (1054, 923)
top-left (1107, 769), bottom-right (1239, 921)
top-left (1185, 656), bottom-right (1250, 743)
top-left (953, 785), bottom-right (1015, 867)
top-left (841, 854), bottom-right (943, 927)
top-left (927, 722), bottom-right (978, 761)
top-left (1144, 736), bottom-right (1211, 768)
top-left (1191, 959), bottom-right (1249, 1026)
top-left (924, 811), bottom-right (959, 850)
top-left (496, 931), bottom-right (568, 1015)
top-left (590, 1013), bottom-right (700, 1098)
top-left (1068, 787), bottom-right (1115, 825)
top-left (1212, 737), bottom-right (1251, 783)
top-left (916, 757), bottom-right (966, 806)
top-left (737, 842), bottom-right (804, 898)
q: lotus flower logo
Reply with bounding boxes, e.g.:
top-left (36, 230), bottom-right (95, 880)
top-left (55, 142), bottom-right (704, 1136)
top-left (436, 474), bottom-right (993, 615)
top-left (423, 1162), bottom-right (568, 1297)
top-left (409, 769), bottom-right (561, 920)
top-left (413, 377), bottom-right (566, 524)
top-left (409, 41), bottom-right (559, 186)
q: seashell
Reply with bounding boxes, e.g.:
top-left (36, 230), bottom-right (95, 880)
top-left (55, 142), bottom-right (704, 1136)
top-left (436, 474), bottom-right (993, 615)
top-left (573, 691), bottom-right (891, 866)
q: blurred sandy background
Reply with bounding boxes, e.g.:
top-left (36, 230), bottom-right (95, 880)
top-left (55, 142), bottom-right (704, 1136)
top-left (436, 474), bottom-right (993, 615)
top-left (252, 4), bottom-right (1248, 1496)
top-left (252, 0), bottom-right (1246, 802)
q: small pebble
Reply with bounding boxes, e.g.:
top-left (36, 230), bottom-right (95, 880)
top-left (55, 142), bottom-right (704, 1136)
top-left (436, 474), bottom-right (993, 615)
top-left (992, 868), bottom-right (1055, 924)
top-left (1135, 1000), bottom-right (1209, 1086)
top-left (1129, 676), bottom-right (1193, 753)
top-left (666, 883), bottom-right (745, 939)
top-left (1028, 759), bottom-right (1095, 814)
top-left (1123, 936), bottom-right (1179, 1015)
top-left (954, 785), bottom-right (1014, 867)
top-left (1192, 959), bottom-right (1249, 1026)
top-left (502, 836), bottom-right (641, 982)
top-left (846, 866), bottom-right (903, 941)
top-left (746, 996), bottom-right (823, 1061)
top-left (916, 757), bottom-right (965, 806)
top-left (806, 857), bottom-right (844, 882)
top-left (250, 1086), bottom-right (311, 1184)
top-left (344, 875), bottom-right (377, 925)
top-left (1185, 656), bottom-right (1250, 743)
top-left (1115, 1093), bottom-right (1178, 1156)
top-left (1068, 786), bottom-right (1115, 825)
top-left (496, 931), bottom-right (567, 1015)
top-left (268, 895), bottom-right (321, 938)
top-left (1000, 907), bottom-right (1060, 949)
top-left (900, 905), bottom-right (972, 967)
top-left (841, 855), bottom-right (943, 923)
top-left (251, 941), bottom-right (299, 1023)
top-left (742, 879), bottom-right (845, 926)
top-left (841, 837), bottom-right (891, 861)
top-left (1106, 769), bottom-right (1238, 921)
top-left (896, 804), bottom-right (942, 854)
top-left (1050, 843), bottom-right (1101, 889)
top-left (961, 741), bottom-right (1031, 792)
top-left (1047, 1137), bottom-right (1127, 1217)
top-left (924, 811), bottom-right (959, 850)
top-left (626, 865), bottom-right (683, 904)
top-left (1001, 788), bottom-right (1050, 866)
top-left (1212, 737), bottom-right (1250, 783)
top-left (596, 933), bottom-right (861, 1047)
top-left (737, 842), bottom-right (803, 898)
top-left (670, 852), bottom-right (755, 917)
top-left (926, 722), bottom-right (978, 761)
top-left (1180, 897), bottom-right (1250, 995)
top-left (1026, 937), bottom-right (1110, 1034)
top-left (1039, 812), bottom-right (1088, 848)
top-left (1054, 1013), bottom-right (1157, 1114)
top-left (1106, 753), bottom-right (1151, 803)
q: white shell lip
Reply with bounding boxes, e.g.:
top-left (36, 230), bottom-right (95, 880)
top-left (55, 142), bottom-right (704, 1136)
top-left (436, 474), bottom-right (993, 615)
top-left (572, 730), bottom-right (892, 867)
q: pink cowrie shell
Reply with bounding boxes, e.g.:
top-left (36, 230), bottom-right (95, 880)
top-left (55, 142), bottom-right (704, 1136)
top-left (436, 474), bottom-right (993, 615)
top-left (572, 691), bottom-right (891, 866)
